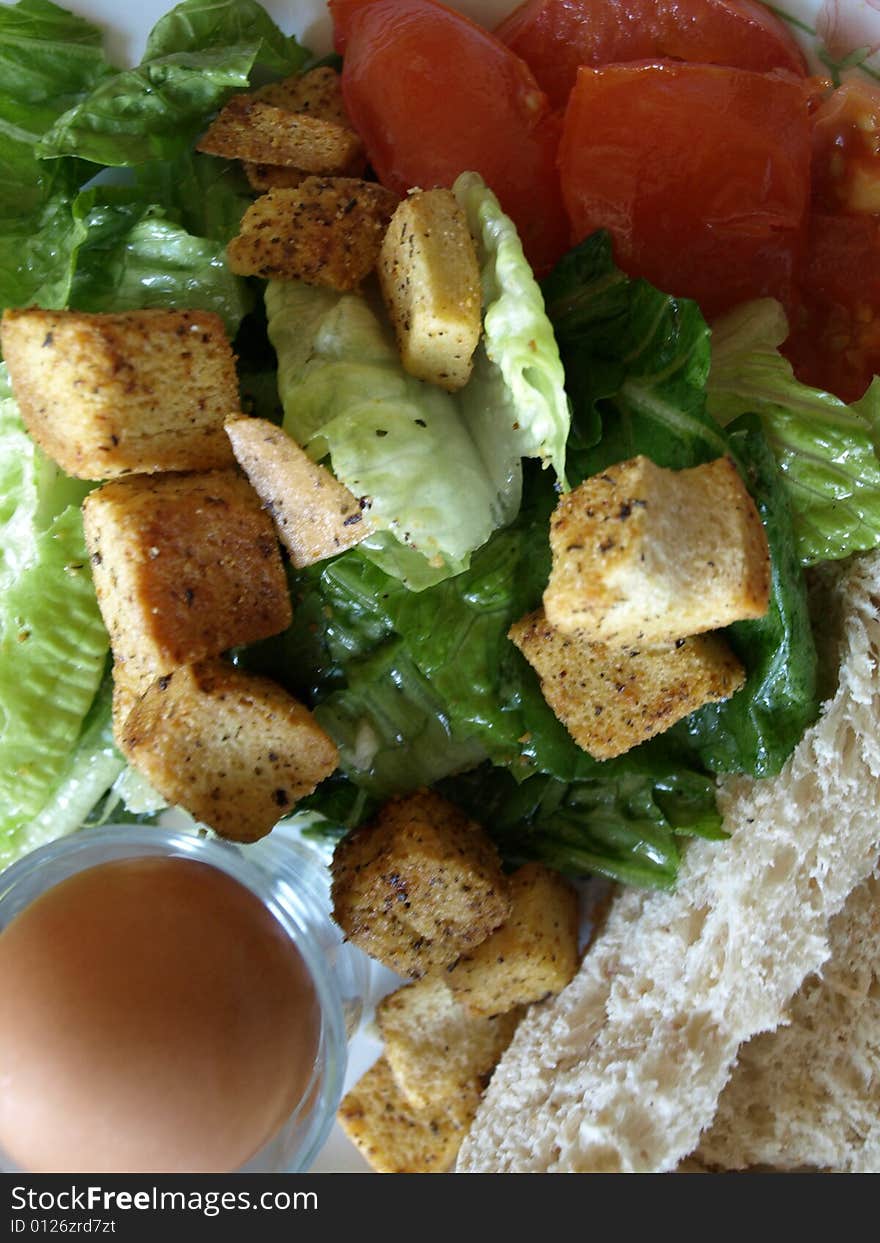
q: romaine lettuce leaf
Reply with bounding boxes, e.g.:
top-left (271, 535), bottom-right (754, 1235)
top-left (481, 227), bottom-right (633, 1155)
top-left (135, 150), bottom-right (253, 246)
top-left (69, 189), bottom-right (252, 335)
top-left (267, 280), bottom-right (500, 585)
top-left (707, 298), bottom-right (880, 566)
top-left (144, 0), bottom-right (309, 75)
top-left (1, 677), bottom-right (124, 871)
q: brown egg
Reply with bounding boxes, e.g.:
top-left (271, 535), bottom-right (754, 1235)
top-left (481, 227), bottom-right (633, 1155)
top-left (0, 856), bottom-right (322, 1174)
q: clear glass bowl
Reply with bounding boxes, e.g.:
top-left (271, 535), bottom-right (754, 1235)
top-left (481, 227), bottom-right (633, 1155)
top-left (0, 821), bottom-right (370, 1174)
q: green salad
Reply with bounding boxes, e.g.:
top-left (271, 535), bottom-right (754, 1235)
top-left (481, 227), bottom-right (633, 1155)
top-left (3, 0), bottom-right (880, 887)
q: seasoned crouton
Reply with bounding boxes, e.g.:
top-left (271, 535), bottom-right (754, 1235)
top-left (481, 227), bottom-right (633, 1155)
top-left (543, 455), bottom-right (771, 645)
top-left (243, 162), bottom-right (307, 192)
top-left (110, 664), bottom-right (155, 748)
top-left (337, 1056), bottom-right (466, 1173)
top-left (446, 863), bottom-right (579, 1017)
top-left (331, 789), bottom-right (511, 977)
top-left (227, 179), bottom-right (398, 290)
top-left (226, 416), bottom-right (369, 566)
top-left (197, 95), bottom-right (363, 175)
top-left (378, 189), bottom-right (482, 391)
top-left (0, 308), bottom-right (238, 479)
top-left (253, 67), bottom-right (351, 126)
top-left (120, 660), bottom-right (337, 842)
top-left (377, 976), bottom-right (521, 1123)
top-left (509, 608), bottom-right (745, 760)
top-left (82, 470), bottom-right (291, 682)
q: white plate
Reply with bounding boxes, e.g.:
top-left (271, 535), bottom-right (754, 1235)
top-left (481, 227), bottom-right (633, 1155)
top-left (7, 0), bottom-right (880, 1175)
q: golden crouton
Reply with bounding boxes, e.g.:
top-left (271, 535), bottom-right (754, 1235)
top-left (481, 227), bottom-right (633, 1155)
top-left (254, 67), bottom-right (351, 126)
top-left (197, 95), bottom-right (363, 176)
top-left (331, 789), bottom-right (511, 977)
top-left (82, 470), bottom-right (291, 682)
top-left (0, 308), bottom-right (238, 479)
top-left (446, 863), bottom-right (580, 1017)
top-left (120, 660), bottom-right (338, 842)
top-left (243, 162), bottom-right (307, 192)
top-left (377, 976), bottom-right (521, 1123)
top-left (337, 1056), bottom-right (466, 1173)
top-left (509, 609), bottom-right (745, 761)
top-left (110, 664), bottom-right (155, 748)
top-left (543, 455), bottom-right (771, 645)
top-left (378, 189), bottom-right (482, 391)
top-left (227, 179), bottom-right (398, 290)
top-left (226, 416), bottom-right (369, 566)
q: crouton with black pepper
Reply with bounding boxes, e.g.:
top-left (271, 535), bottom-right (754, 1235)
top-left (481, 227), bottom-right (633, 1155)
top-left (227, 179), bottom-right (398, 290)
top-left (543, 455), bottom-right (771, 645)
top-left (82, 470), bottom-right (291, 682)
top-left (337, 1056), bottom-right (466, 1174)
top-left (225, 416), bottom-right (369, 566)
top-left (0, 308), bottom-right (238, 479)
top-left (119, 660), bottom-right (337, 842)
top-left (377, 189), bottom-right (482, 391)
top-left (377, 976), bottom-right (521, 1123)
top-left (197, 93), bottom-right (363, 177)
top-left (240, 67), bottom-right (366, 189)
top-left (446, 863), bottom-right (580, 1017)
top-left (331, 789), bottom-right (511, 977)
top-left (509, 608), bottom-right (745, 760)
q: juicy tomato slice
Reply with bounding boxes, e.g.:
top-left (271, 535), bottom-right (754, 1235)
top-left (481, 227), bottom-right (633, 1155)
top-left (559, 62), bottom-right (812, 320)
top-left (783, 214), bottom-right (880, 402)
top-left (495, 0), bottom-right (807, 108)
top-left (811, 79), bottom-right (880, 214)
top-left (331, 0), bottom-right (570, 274)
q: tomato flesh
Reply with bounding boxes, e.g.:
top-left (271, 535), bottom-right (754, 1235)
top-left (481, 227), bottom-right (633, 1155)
top-left (559, 62), bottom-right (812, 320)
top-left (333, 0), bottom-right (570, 274)
top-left (811, 79), bottom-right (880, 215)
top-left (495, 0), bottom-right (807, 109)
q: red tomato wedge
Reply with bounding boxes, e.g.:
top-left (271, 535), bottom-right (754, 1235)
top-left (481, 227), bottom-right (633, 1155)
top-left (559, 62), bottom-right (812, 320)
top-left (331, 0), bottom-right (570, 274)
top-left (783, 214), bottom-right (880, 402)
top-left (495, 0), bottom-right (807, 108)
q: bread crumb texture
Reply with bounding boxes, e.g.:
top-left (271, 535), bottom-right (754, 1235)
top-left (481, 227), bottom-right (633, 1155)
top-left (82, 469), bottom-right (290, 681)
top-left (0, 307), bottom-right (238, 479)
top-left (227, 179), bottom-right (398, 290)
top-left (458, 550), bottom-right (880, 1171)
top-left (695, 870), bottom-right (880, 1173)
top-left (331, 789), bottom-right (511, 977)
top-left (510, 608), bottom-right (745, 759)
top-left (197, 91), bottom-right (362, 175)
top-left (544, 455), bottom-right (770, 645)
top-left (225, 416), bottom-right (369, 566)
top-left (337, 1056), bottom-right (466, 1174)
top-left (120, 660), bottom-right (337, 842)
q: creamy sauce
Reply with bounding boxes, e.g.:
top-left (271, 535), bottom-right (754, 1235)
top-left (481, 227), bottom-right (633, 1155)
top-left (0, 856), bottom-right (321, 1173)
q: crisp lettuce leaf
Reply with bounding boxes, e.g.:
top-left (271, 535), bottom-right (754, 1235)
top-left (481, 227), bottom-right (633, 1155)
top-left (453, 172), bottom-right (570, 487)
top-left (144, 0), bottom-right (309, 75)
top-left (267, 280), bottom-right (500, 584)
top-left (135, 149), bottom-right (253, 245)
top-left (69, 189), bottom-right (252, 334)
top-left (707, 298), bottom-right (880, 566)
top-left (37, 0), bottom-right (309, 168)
top-left (0, 0), bottom-right (114, 310)
top-left (1, 678), bottom-right (124, 871)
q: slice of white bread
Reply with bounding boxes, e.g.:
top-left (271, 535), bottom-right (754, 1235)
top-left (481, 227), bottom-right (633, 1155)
top-left (458, 550), bottom-right (880, 1172)
top-left (693, 869), bottom-right (880, 1173)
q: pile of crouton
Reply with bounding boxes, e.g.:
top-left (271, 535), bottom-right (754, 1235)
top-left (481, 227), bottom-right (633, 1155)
top-left (331, 789), bottom-right (581, 1172)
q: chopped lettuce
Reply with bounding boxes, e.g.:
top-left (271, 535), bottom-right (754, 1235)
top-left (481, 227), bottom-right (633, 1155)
top-left (267, 173), bottom-right (570, 587)
top-left (70, 189), bottom-right (252, 335)
top-left (37, 0), bottom-right (309, 168)
top-left (707, 298), bottom-right (880, 567)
